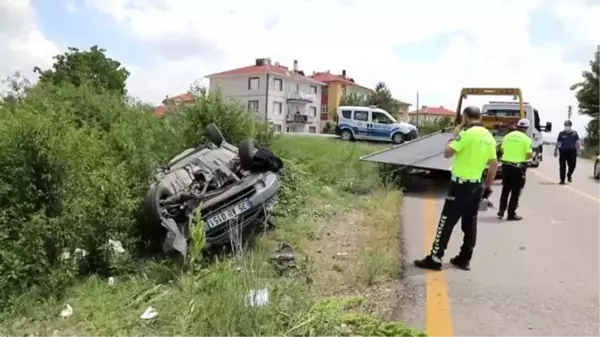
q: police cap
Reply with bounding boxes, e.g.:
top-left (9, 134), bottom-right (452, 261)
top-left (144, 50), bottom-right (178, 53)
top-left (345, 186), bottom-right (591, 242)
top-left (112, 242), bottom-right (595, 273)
top-left (462, 106), bottom-right (481, 119)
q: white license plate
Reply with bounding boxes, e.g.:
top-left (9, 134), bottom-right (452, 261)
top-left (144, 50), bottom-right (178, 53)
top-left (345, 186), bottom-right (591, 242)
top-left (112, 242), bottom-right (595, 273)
top-left (206, 199), bottom-right (252, 229)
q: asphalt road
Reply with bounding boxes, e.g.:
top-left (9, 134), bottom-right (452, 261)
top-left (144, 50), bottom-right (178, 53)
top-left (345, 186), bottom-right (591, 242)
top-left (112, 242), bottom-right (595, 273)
top-left (398, 147), bottom-right (599, 336)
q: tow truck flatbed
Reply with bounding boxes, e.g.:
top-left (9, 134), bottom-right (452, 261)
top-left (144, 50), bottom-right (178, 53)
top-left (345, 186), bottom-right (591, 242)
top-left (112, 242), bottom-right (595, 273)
top-left (360, 130), bottom-right (454, 172)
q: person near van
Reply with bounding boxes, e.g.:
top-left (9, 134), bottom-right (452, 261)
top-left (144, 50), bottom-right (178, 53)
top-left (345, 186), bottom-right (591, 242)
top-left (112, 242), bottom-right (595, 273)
top-left (554, 120), bottom-right (580, 184)
top-left (497, 118), bottom-right (532, 221)
top-left (414, 106), bottom-right (498, 271)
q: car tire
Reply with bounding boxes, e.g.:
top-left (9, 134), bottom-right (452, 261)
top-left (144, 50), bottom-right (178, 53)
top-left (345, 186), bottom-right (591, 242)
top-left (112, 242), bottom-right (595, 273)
top-left (340, 129), bottom-right (353, 141)
top-left (143, 184), bottom-right (173, 250)
top-left (594, 159), bottom-right (600, 179)
top-left (239, 138), bottom-right (256, 170)
top-left (392, 132), bottom-right (405, 144)
top-left (206, 123), bottom-right (225, 146)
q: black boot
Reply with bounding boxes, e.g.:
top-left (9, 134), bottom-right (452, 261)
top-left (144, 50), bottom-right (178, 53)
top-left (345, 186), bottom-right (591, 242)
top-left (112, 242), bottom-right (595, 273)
top-left (450, 255), bottom-right (471, 271)
top-left (414, 255), bottom-right (442, 271)
top-left (506, 214), bottom-right (523, 221)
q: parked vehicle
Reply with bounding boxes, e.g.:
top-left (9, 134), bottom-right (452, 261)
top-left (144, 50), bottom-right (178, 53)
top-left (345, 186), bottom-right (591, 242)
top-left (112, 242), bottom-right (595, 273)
top-left (335, 105), bottom-right (418, 144)
top-left (144, 124), bottom-right (281, 257)
top-left (594, 155), bottom-right (599, 180)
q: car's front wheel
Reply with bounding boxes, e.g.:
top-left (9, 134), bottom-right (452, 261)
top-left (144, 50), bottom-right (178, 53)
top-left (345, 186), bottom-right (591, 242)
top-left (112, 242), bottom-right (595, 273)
top-left (392, 132), bottom-right (405, 144)
top-left (340, 129), bottom-right (353, 141)
top-left (594, 159), bottom-right (600, 179)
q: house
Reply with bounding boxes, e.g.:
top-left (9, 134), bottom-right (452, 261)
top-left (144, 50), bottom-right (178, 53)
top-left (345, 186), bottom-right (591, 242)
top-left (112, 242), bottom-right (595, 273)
top-left (408, 106), bottom-right (455, 125)
top-left (154, 93), bottom-right (196, 117)
top-left (309, 70), bottom-right (373, 121)
top-left (394, 99), bottom-right (412, 121)
top-left (206, 58), bottom-right (325, 134)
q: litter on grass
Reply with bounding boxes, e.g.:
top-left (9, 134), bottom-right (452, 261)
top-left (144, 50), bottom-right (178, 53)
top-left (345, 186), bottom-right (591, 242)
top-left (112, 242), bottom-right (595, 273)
top-left (245, 288), bottom-right (270, 307)
top-left (59, 304), bottom-right (73, 318)
top-left (140, 306), bottom-right (158, 320)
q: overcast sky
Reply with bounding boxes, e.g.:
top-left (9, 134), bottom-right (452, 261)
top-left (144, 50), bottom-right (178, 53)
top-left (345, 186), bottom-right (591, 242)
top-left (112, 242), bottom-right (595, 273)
top-left (1, 0), bottom-right (598, 139)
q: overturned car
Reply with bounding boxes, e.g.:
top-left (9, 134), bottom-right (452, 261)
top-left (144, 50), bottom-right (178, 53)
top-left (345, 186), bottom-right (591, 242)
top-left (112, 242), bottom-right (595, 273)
top-left (145, 124), bottom-right (282, 257)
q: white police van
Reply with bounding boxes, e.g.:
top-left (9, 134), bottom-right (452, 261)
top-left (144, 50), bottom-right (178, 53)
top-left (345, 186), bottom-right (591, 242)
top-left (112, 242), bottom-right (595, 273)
top-left (481, 101), bottom-right (552, 167)
top-left (334, 106), bottom-right (418, 144)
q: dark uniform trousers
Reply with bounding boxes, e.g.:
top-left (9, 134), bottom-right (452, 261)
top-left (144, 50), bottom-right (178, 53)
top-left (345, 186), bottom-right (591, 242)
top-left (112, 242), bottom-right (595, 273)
top-left (430, 180), bottom-right (482, 261)
top-left (499, 163), bottom-right (526, 216)
top-left (559, 149), bottom-right (577, 181)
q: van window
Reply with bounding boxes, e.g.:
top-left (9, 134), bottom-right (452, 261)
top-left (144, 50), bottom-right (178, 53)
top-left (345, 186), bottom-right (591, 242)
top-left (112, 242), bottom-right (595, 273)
top-left (354, 110), bottom-right (369, 121)
top-left (341, 110), bottom-right (352, 119)
top-left (483, 109), bottom-right (521, 117)
top-left (372, 111), bottom-right (393, 124)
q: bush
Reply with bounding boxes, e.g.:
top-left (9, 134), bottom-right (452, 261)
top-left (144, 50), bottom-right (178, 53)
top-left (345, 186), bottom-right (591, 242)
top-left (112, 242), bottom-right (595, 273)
top-left (0, 83), bottom-right (272, 309)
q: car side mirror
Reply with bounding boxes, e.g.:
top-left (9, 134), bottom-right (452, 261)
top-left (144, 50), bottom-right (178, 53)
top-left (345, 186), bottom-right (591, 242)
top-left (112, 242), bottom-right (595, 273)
top-left (544, 121), bottom-right (552, 133)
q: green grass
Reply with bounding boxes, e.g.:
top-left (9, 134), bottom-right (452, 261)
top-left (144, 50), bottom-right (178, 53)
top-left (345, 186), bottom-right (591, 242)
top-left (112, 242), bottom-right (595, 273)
top-left (0, 136), bottom-right (425, 336)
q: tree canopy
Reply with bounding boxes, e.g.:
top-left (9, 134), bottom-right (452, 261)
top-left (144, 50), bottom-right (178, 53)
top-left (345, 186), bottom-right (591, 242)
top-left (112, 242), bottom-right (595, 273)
top-left (571, 48), bottom-right (599, 150)
top-left (33, 45), bottom-right (130, 97)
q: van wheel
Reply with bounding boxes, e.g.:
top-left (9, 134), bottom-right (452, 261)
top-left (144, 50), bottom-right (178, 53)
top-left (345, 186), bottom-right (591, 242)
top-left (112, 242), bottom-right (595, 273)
top-left (594, 159), bottom-right (600, 179)
top-left (341, 129), bottom-right (353, 141)
top-left (392, 132), bottom-right (405, 144)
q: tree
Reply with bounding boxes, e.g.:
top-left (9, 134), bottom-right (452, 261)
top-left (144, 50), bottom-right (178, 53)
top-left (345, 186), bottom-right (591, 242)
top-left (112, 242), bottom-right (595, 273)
top-left (339, 92), bottom-right (367, 106)
top-left (570, 48), bottom-right (599, 151)
top-left (33, 45), bottom-right (130, 97)
top-left (367, 82), bottom-right (400, 116)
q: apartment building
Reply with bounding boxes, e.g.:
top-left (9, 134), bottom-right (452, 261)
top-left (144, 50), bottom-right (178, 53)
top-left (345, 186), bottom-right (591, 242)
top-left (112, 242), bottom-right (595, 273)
top-left (309, 70), bottom-right (373, 120)
top-left (408, 106), bottom-right (455, 125)
top-left (206, 58), bottom-right (325, 134)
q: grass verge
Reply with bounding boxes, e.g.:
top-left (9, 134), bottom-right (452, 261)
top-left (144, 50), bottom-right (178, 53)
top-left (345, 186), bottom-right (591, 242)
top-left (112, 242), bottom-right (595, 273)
top-left (0, 136), bottom-right (424, 336)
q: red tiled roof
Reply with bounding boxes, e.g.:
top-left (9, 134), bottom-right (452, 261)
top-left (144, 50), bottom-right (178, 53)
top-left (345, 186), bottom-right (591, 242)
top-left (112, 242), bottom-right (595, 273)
top-left (309, 72), bottom-right (373, 91)
top-left (408, 106), bottom-right (455, 116)
top-left (206, 64), bottom-right (323, 85)
top-left (163, 93), bottom-right (195, 105)
top-left (154, 105), bottom-right (167, 117)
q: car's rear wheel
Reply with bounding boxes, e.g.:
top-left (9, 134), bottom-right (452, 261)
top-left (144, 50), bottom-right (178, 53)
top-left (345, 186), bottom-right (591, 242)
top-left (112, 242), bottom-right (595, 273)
top-left (144, 184), bottom-right (173, 251)
top-left (239, 139), bottom-right (256, 170)
top-left (206, 123), bottom-right (225, 146)
top-left (392, 132), bottom-right (405, 144)
top-left (341, 129), bottom-right (353, 141)
top-left (594, 159), bottom-right (600, 179)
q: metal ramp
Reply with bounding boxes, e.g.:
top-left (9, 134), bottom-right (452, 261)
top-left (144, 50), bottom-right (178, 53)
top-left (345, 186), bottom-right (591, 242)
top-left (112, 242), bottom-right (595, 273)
top-left (359, 130), bottom-right (454, 172)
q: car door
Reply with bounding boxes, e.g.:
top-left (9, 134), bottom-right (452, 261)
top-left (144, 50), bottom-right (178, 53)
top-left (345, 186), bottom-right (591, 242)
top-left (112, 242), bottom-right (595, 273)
top-left (353, 110), bottom-right (370, 139)
top-left (369, 111), bottom-right (394, 140)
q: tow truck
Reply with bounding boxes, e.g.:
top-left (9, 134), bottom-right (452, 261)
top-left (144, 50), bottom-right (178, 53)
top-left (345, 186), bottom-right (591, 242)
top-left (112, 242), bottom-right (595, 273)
top-left (359, 87), bottom-right (553, 178)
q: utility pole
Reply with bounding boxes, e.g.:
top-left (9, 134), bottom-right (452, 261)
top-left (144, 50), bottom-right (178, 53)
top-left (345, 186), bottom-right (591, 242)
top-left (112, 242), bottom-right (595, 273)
top-left (567, 105), bottom-right (572, 121)
top-left (416, 91), bottom-right (420, 128)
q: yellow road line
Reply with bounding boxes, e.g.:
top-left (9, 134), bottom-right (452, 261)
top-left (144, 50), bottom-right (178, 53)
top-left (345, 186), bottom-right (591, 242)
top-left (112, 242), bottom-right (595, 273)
top-left (424, 190), bottom-right (454, 336)
top-left (530, 169), bottom-right (600, 203)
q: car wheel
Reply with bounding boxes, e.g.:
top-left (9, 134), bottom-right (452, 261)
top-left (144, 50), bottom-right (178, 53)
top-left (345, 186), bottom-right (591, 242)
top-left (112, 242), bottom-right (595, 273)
top-left (392, 132), bottom-right (405, 144)
top-left (144, 184), bottom-right (173, 250)
top-left (594, 159), bottom-right (600, 179)
top-left (340, 129), bottom-right (353, 141)
top-left (239, 139), bottom-right (256, 170)
top-left (205, 123), bottom-right (225, 146)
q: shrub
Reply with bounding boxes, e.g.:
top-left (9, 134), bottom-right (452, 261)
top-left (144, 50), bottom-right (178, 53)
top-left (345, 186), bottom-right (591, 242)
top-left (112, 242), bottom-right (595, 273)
top-left (0, 83), bottom-right (273, 309)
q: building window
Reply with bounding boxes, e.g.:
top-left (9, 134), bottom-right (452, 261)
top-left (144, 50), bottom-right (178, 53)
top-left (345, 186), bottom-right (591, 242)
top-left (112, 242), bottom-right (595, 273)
top-left (322, 85), bottom-right (328, 95)
top-left (309, 126), bottom-right (317, 134)
top-left (273, 124), bottom-right (282, 132)
top-left (310, 106), bottom-right (317, 117)
top-left (321, 104), bottom-right (328, 113)
top-left (273, 101), bottom-right (282, 114)
top-left (248, 77), bottom-right (259, 90)
top-left (248, 100), bottom-right (259, 112)
top-left (273, 78), bottom-right (283, 91)
top-left (310, 85), bottom-right (317, 94)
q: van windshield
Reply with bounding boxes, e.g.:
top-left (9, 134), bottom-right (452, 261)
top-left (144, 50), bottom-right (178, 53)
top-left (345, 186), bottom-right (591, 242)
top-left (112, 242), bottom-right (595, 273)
top-left (482, 109), bottom-right (522, 117)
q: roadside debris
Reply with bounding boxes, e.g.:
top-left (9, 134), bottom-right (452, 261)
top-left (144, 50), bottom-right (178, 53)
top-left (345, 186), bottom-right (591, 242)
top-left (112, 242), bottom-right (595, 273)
top-left (140, 306), bottom-right (158, 320)
top-left (108, 277), bottom-right (115, 286)
top-left (270, 242), bottom-right (297, 275)
top-left (59, 304), bottom-right (73, 318)
top-left (108, 239), bottom-right (125, 254)
top-left (245, 288), bottom-right (270, 307)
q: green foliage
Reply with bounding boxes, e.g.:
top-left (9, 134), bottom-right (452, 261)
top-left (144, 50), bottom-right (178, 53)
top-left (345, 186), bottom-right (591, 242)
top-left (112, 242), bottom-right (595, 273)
top-left (340, 92), bottom-right (368, 106)
top-left (33, 46), bottom-right (130, 97)
top-left (571, 49), bottom-right (599, 148)
top-left (367, 82), bottom-right (401, 115)
top-left (417, 117), bottom-right (452, 135)
top-left (0, 71), bottom-right (273, 309)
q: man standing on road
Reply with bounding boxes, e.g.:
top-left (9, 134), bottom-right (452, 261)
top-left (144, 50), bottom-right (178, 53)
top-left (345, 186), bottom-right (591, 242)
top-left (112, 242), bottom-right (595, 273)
top-left (497, 118), bottom-right (532, 221)
top-left (414, 106), bottom-right (498, 271)
top-left (554, 120), bottom-right (581, 184)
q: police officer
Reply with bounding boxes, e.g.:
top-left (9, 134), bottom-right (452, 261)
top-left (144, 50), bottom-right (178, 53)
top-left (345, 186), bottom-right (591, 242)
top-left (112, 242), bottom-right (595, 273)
top-left (415, 106), bottom-right (498, 271)
top-left (497, 118), bottom-right (532, 221)
top-left (554, 120), bottom-right (581, 184)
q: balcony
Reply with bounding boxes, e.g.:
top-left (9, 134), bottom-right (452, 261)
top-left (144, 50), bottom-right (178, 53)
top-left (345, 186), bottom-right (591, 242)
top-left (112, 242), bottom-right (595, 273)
top-left (287, 91), bottom-right (315, 103)
top-left (286, 113), bottom-right (309, 123)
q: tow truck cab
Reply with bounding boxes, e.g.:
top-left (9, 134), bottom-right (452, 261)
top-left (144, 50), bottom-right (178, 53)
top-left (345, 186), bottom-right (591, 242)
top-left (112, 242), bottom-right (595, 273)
top-left (481, 101), bottom-right (552, 167)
